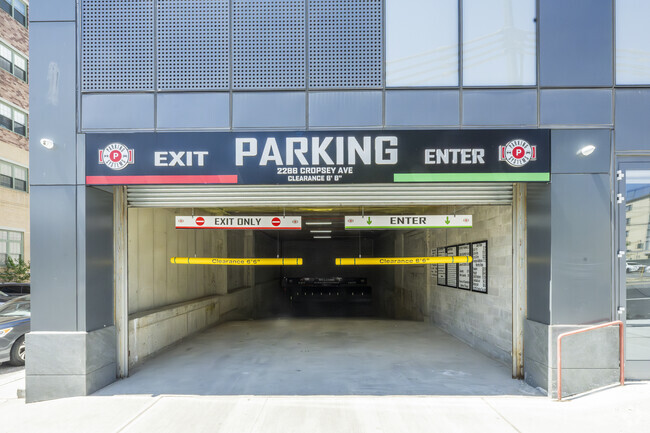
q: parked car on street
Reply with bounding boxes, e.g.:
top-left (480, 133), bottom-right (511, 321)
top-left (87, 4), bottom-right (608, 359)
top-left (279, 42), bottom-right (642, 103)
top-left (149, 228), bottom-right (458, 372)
top-left (0, 295), bottom-right (30, 366)
top-left (0, 283), bottom-right (30, 297)
top-left (627, 262), bottom-right (643, 273)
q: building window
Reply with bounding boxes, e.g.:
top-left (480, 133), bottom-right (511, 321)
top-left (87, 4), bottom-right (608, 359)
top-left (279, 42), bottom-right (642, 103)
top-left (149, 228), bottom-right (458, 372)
top-left (0, 100), bottom-right (28, 137)
top-left (386, 0), bottom-right (458, 87)
top-left (0, 230), bottom-right (23, 265)
top-left (616, 0), bottom-right (650, 84)
top-left (0, 42), bottom-right (28, 82)
top-left (0, 0), bottom-right (27, 27)
top-left (0, 160), bottom-right (28, 192)
top-left (462, 0), bottom-right (536, 86)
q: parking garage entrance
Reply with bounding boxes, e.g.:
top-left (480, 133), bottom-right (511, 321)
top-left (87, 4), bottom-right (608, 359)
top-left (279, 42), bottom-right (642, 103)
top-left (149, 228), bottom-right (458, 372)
top-left (108, 188), bottom-right (531, 396)
top-left (87, 128), bottom-right (549, 394)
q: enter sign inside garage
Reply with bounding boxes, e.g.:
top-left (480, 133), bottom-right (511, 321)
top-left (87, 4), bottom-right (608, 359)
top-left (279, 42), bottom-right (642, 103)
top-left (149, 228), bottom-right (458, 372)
top-left (345, 215), bottom-right (472, 229)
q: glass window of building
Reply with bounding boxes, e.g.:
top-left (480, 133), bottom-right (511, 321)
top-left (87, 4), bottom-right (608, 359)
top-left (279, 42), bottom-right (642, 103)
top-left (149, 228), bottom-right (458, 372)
top-left (0, 229), bottom-right (23, 265)
top-left (0, 160), bottom-right (27, 192)
top-left (0, 103), bottom-right (11, 130)
top-left (0, 42), bottom-right (28, 82)
top-left (12, 0), bottom-right (25, 26)
top-left (0, 0), bottom-right (10, 15)
top-left (0, 45), bottom-right (11, 73)
top-left (386, 0), bottom-right (458, 87)
top-left (616, 0), bottom-right (650, 84)
top-left (0, 101), bottom-right (28, 137)
top-left (13, 53), bottom-right (26, 81)
top-left (0, 0), bottom-right (27, 27)
top-left (462, 0), bottom-right (536, 86)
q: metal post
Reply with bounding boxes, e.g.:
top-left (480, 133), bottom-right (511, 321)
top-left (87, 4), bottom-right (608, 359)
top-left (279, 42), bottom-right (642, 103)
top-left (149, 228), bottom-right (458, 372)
top-left (512, 183), bottom-right (527, 378)
top-left (114, 186), bottom-right (129, 378)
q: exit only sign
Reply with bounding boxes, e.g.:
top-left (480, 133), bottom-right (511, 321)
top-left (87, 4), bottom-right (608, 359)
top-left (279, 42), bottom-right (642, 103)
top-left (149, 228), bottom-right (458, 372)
top-left (176, 216), bottom-right (302, 229)
top-left (345, 215), bottom-right (472, 229)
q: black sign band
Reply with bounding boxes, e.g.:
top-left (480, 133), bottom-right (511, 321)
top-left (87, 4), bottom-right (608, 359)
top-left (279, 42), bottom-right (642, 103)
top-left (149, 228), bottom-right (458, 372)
top-left (86, 129), bottom-right (550, 185)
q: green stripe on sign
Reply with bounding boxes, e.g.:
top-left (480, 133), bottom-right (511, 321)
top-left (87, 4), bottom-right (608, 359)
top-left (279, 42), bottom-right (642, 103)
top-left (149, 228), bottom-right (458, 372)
top-left (348, 226), bottom-right (473, 229)
top-left (393, 173), bottom-right (550, 182)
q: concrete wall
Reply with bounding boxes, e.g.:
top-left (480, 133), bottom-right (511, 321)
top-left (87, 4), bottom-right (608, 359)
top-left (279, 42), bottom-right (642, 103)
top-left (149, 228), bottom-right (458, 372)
top-left (126, 208), bottom-right (256, 367)
top-left (128, 290), bottom-right (253, 367)
top-left (393, 231), bottom-right (428, 321)
top-left (127, 208), bottom-right (229, 314)
top-left (428, 205), bottom-right (514, 365)
top-left (370, 233), bottom-right (397, 318)
top-left (251, 232), bottom-right (283, 318)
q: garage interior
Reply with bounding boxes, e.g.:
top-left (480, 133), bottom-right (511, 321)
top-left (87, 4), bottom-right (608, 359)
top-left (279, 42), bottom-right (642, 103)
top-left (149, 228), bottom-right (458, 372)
top-left (107, 186), bottom-right (533, 396)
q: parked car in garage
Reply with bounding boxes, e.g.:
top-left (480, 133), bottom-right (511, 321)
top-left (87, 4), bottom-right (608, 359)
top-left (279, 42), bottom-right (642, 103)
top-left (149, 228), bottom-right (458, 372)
top-left (0, 295), bottom-right (30, 366)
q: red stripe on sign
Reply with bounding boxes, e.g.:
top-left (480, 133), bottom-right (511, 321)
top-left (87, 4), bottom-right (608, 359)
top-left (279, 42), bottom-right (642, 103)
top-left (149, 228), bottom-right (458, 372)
top-left (86, 175), bottom-right (238, 185)
top-left (176, 226), bottom-right (301, 230)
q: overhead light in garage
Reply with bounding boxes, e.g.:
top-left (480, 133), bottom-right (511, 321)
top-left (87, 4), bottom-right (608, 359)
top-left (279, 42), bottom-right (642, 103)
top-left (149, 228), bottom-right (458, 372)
top-left (310, 230), bottom-right (331, 234)
top-left (313, 235), bottom-right (332, 239)
top-left (306, 221), bottom-right (332, 226)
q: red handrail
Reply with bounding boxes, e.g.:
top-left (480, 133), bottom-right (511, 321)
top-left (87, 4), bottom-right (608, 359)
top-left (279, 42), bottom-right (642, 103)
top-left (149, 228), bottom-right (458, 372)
top-left (556, 320), bottom-right (624, 401)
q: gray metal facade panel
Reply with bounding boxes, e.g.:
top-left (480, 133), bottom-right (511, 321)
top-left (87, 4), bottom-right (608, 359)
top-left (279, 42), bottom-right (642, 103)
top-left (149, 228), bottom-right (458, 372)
top-left (30, 186), bottom-right (79, 332)
top-left (540, 89), bottom-right (613, 126)
top-left (157, 93), bottom-right (230, 129)
top-left (527, 183), bottom-right (551, 325)
top-left (29, 22), bottom-right (78, 186)
top-left (309, 91), bottom-right (382, 127)
top-left (462, 89), bottom-right (537, 126)
top-left (232, 92), bottom-right (306, 128)
top-left (615, 89), bottom-right (650, 152)
top-left (82, 94), bottom-right (155, 130)
top-left (84, 187), bottom-right (115, 332)
top-left (539, 0), bottom-right (613, 87)
top-left (551, 130), bottom-right (611, 174)
top-left (550, 174), bottom-right (612, 325)
top-left (308, 0), bottom-right (382, 88)
top-left (157, 0), bottom-right (229, 90)
top-left (385, 90), bottom-right (460, 127)
top-left (232, 0), bottom-right (305, 89)
top-left (81, 0), bottom-right (154, 92)
top-left (30, 0), bottom-right (76, 21)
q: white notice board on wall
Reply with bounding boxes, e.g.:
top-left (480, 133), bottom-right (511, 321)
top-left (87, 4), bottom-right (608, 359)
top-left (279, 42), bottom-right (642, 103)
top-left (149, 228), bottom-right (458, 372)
top-left (446, 245), bottom-right (458, 288)
top-left (437, 247), bottom-right (446, 286)
top-left (430, 248), bottom-right (437, 279)
top-left (458, 243), bottom-right (472, 290)
top-left (472, 241), bottom-right (488, 294)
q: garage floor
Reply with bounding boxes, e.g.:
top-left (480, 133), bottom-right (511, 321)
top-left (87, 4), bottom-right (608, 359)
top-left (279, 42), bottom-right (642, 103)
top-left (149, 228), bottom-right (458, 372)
top-left (95, 319), bottom-right (540, 396)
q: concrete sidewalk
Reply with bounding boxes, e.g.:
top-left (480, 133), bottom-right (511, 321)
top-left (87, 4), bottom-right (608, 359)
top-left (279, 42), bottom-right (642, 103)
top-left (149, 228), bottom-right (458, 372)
top-left (0, 370), bottom-right (647, 433)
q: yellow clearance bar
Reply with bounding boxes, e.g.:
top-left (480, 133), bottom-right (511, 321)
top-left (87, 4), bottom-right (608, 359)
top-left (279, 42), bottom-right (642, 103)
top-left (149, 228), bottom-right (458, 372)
top-left (171, 257), bottom-right (303, 266)
top-left (335, 256), bottom-right (472, 266)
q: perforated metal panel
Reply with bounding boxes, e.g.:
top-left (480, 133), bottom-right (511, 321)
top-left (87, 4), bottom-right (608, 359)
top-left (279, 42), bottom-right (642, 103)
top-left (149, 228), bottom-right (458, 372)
top-left (232, 0), bottom-right (306, 89)
top-left (309, 0), bottom-right (383, 88)
top-left (127, 184), bottom-right (513, 208)
top-left (81, 0), bottom-right (155, 91)
top-left (157, 0), bottom-right (230, 90)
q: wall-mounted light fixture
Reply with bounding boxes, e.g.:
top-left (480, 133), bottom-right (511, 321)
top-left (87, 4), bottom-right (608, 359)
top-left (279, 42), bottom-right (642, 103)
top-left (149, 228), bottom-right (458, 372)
top-left (40, 138), bottom-right (54, 150)
top-left (577, 144), bottom-right (596, 156)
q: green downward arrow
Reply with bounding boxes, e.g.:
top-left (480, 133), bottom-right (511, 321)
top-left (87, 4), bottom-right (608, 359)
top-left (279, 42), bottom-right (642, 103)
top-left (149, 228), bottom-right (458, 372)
top-left (367, 217), bottom-right (373, 225)
top-left (445, 216), bottom-right (451, 225)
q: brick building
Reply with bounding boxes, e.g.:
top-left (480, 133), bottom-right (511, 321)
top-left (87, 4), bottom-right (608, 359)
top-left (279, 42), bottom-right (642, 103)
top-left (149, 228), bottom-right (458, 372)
top-left (0, 0), bottom-right (29, 267)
